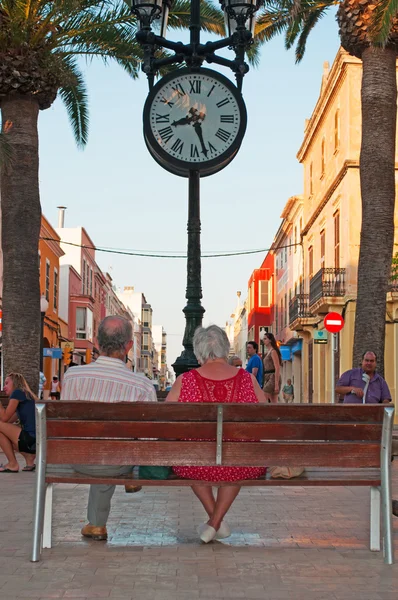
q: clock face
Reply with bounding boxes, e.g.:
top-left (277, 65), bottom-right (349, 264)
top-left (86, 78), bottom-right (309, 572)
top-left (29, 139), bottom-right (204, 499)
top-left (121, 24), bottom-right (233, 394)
top-left (143, 68), bottom-right (247, 177)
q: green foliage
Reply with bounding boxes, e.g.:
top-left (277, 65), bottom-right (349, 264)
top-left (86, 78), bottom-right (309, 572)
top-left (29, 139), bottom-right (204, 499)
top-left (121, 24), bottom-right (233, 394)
top-left (0, 0), bottom-right (226, 147)
top-left (391, 251), bottom-right (398, 281)
top-left (255, 0), bottom-right (398, 62)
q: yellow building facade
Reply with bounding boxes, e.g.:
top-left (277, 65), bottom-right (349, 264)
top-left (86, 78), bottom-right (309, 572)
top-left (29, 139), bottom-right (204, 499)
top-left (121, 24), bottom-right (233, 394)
top-left (288, 48), bottom-right (398, 410)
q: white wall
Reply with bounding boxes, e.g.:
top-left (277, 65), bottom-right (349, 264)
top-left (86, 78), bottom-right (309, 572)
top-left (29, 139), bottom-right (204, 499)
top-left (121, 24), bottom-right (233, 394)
top-left (58, 265), bottom-right (70, 323)
top-left (56, 227), bottom-right (82, 275)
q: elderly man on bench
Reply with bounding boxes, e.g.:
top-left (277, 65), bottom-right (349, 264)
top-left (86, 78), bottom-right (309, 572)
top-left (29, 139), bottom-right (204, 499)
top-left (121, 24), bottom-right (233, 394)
top-left (61, 316), bottom-right (157, 541)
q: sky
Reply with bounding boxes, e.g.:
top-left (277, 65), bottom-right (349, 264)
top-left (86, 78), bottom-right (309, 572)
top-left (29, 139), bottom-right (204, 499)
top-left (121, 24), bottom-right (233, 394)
top-left (39, 7), bottom-right (341, 369)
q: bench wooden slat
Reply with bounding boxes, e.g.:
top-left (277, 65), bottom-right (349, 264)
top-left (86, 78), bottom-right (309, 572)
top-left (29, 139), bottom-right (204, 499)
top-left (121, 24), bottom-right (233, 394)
top-left (46, 439), bottom-right (381, 468)
top-left (44, 468), bottom-right (382, 487)
top-left (44, 401), bottom-right (385, 423)
top-left (46, 421), bottom-right (383, 442)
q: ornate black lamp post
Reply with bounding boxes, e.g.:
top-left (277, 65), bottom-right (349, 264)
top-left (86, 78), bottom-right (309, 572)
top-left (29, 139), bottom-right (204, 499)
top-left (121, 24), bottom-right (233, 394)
top-left (131, 0), bottom-right (262, 375)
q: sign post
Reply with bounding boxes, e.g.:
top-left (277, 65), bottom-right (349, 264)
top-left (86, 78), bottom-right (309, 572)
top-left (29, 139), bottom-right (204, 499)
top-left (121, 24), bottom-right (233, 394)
top-left (323, 312), bottom-right (345, 404)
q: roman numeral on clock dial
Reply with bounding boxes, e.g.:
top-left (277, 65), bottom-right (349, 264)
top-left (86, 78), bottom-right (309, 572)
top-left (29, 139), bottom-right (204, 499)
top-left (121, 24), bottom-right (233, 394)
top-left (215, 128), bottom-right (231, 143)
top-left (171, 138), bottom-right (184, 154)
top-left (158, 126), bottom-right (173, 143)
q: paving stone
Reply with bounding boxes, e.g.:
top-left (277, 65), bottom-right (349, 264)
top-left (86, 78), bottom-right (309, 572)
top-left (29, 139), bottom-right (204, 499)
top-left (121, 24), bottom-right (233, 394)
top-left (1, 454), bottom-right (398, 600)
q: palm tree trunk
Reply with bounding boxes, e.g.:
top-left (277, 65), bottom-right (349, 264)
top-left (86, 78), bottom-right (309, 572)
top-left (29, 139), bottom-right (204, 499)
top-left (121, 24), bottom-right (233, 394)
top-left (353, 47), bottom-right (397, 376)
top-left (1, 96), bottom-right (41, 392)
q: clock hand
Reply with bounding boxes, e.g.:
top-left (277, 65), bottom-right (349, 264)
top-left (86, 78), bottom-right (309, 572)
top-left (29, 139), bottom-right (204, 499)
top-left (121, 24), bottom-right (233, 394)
top-left (172, 116), bottom-right (192, 127)
top-left (193, 122), bottom-right (208, 157)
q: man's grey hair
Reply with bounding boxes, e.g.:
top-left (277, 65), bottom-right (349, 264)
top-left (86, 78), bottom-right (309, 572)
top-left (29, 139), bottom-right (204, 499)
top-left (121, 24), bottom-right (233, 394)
top-left (193, 325), bottom-right (230, 364)
top-left (98, 316), bottom-right (132, 356)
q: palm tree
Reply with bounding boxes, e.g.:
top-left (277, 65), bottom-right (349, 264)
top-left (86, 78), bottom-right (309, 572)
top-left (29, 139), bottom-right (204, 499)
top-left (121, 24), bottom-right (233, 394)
top-left (256, 0), bottom-right (398, 375)
top-left (0, 0), bottom-right (224, 391)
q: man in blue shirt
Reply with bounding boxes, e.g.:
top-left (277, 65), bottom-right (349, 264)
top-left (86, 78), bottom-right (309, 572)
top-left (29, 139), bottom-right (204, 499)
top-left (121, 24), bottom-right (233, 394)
top-left (246, 341), bottom-right (263, 387)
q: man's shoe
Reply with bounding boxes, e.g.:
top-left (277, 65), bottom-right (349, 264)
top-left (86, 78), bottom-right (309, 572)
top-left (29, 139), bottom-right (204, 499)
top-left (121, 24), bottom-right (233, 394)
top-left (392, 499), bottom-right (398, 517)
top-left (81, 524), bottom-right (107, 540)
top-left (124, 485), bottom-right (143, 493)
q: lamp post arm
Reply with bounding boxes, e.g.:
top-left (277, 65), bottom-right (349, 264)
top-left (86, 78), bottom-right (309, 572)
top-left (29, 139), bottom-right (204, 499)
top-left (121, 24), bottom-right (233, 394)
top-left (205, 53), bottom-right (238, 70)
top-left (136, 30), bottom-right (187, 54)
top-left (153, 53), bottom-right (185, 70)
top-left (198, 37), bottom-right (235, 54)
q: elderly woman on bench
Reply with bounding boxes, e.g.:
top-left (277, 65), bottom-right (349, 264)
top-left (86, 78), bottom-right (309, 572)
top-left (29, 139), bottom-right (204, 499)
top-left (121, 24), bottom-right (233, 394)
top-left (166, 325), bottom-right (266, 543)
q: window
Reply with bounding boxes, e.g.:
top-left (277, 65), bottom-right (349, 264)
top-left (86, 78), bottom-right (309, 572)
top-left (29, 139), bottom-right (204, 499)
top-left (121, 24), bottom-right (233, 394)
top-left (334, 109), bottom-right (340, 152)
top-left (259, 280), bottom-right (271, 307)
top-left (281, 297), bottom-right (284, 330)
top-left (334, 210), bottom-right (340, 268)
top-left (285, 293), bottom-right (288, 329)
top-left (294, 226), bottom-right (297, 253)
top-left (309, 162), bottom-right (313, 195)
top-left (82, 260), bottom-right (86, 294)
top-left (38, 251), bottom-right (41, 273)
top-left (308, 246), bottom-right (314, 278)
top-left (90, 268), bottom-right (93, 297)
top-left (321, 138), bottom-right (325, 177)
top-left (142, 332), bottom-right (149, 351)
top-left (45, 260), bottom-right (50, 301)
top-left (249, 283), bottom-right (254, 311)
top-left (53, 269), bottom-right (58, 310)
top-left (76, 307), bottom-right (87, 339)
top-left (320, 229), bottom-right (325, 267)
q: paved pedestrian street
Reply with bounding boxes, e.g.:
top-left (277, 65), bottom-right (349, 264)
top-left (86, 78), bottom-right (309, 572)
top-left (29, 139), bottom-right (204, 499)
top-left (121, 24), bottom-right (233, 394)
top-left (1, 455), bottom-right (398, 600)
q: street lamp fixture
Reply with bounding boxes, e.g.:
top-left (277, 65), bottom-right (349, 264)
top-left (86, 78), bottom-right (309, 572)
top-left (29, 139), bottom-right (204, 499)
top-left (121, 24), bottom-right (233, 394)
top-left (131, 0), bottom-right (263, 91)
top-left (221, 0), bottom-right (262, 36)
top-left (39, 295), bottom-right (49, 372)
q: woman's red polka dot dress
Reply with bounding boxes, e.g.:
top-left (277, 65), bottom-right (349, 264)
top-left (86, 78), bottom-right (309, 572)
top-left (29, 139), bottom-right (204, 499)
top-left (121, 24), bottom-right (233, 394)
top-left (173, 368), bottom-right (266, 482)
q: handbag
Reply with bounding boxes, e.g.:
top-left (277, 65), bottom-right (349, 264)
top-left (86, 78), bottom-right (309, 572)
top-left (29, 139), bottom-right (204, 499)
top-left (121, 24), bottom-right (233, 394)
top-left (138, 466), bottom-right (172, 480)
top-left (269, 466), bottom-right (305, 479)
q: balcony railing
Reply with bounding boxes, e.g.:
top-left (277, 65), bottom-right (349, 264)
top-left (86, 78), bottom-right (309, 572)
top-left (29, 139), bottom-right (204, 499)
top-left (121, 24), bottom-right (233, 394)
top-left (289, 294), bottom-right (313, 324)
top-left (309, 268), bottom-right (346, 307)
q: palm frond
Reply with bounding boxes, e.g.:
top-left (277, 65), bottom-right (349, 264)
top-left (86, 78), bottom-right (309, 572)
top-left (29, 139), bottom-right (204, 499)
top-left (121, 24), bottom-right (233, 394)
top-left (293, 5), bottom-right (329, 61)
top-left (167, 0), bottom-right (224, 35)
top-left (58, 56), bottom-right (89, 148)
top-left (371, 0), bottom-right (398, 44)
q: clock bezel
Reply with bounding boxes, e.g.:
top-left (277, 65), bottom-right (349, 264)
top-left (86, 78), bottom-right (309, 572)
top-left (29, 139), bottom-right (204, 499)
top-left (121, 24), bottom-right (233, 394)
top-left (143, 67), bottom-right (247, 178)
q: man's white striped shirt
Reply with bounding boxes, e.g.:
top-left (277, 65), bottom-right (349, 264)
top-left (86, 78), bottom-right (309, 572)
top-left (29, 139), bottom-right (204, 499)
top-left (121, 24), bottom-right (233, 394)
top-left (61, 356), bottom-right (157, 403)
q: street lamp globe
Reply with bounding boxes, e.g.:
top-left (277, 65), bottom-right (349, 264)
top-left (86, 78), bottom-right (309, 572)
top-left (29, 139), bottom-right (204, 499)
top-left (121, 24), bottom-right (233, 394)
top-left (40, 295), bottom-right (49, 314)
top-left (221, 0), bottom-right (262, 36)
top-left (130, 0), bottom-right (172, 35)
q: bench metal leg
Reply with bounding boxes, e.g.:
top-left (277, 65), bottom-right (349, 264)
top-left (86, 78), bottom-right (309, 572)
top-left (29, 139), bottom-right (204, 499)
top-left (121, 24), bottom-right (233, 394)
top-left (380, 406), bottom-right (395, 565)
top-left (42, 484), bottom-right (53, 549)
top-left (370, 486), bottom-right (381, 551)
top-left (31, 404), bottom-right (47, 562)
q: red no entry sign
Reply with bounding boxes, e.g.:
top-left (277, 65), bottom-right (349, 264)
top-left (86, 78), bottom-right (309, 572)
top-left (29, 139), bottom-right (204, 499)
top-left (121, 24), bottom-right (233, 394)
top-left (324, 312), bottom-right (344, 333)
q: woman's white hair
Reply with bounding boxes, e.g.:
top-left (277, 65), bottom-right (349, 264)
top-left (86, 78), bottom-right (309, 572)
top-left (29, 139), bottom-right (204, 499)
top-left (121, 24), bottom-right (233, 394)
top-left (193, 325), bottom-right (230, 364)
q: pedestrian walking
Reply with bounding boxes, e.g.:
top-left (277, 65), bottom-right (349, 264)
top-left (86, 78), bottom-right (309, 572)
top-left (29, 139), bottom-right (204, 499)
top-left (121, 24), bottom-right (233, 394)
top-left (335, 351), bottom-right (391, 404)
top-left (50, 376), bottom-right (61, 400)
top-left (61, 316), bottom-right (157, 541)
top-left (262, 333), bottom-right (282, 404)
top-left (0, 372), bottom-right (37, 472)
top-left (228, 355), bottom-right (242, 367)
top-left (282, 379), bottom-right (294, 403)
top-left (38, 371), bottom-right (46, 399)
top-left (245, 341), bottom-right (263, 387)
top-left (167, 325), bottom-right (266, 543)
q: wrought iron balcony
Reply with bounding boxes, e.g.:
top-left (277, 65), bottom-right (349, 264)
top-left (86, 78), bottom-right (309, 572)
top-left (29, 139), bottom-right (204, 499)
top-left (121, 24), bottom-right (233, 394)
top-left (309, 268), bottom-right (346, 307)
top-left (289, 294), bottom-right (313, 325)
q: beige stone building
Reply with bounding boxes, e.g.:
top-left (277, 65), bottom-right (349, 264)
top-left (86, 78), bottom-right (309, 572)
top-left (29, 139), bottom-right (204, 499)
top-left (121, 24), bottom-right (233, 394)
top-left (286, 48), bottom-right (398, 409)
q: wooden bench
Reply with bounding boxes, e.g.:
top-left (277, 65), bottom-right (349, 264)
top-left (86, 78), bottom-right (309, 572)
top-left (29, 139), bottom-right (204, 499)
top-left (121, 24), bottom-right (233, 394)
top-left (31, 401), bottom-right (395, 564)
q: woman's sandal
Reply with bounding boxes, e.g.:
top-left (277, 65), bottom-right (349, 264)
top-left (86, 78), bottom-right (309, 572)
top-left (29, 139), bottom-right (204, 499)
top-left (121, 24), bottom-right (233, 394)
top-left (22, 465), bottom-right (36, 472)
top-left (0, 465), bottom-right (19, 473)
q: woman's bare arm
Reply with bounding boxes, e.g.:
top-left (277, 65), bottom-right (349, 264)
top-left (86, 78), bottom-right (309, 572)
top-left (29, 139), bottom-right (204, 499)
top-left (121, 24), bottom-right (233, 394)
top-left (165, 375), bottom-right (183, 402)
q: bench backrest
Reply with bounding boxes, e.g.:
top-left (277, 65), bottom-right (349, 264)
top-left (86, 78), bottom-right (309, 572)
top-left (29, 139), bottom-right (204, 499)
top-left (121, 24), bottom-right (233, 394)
top-left (36, 402), bottom-right (394, 469)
